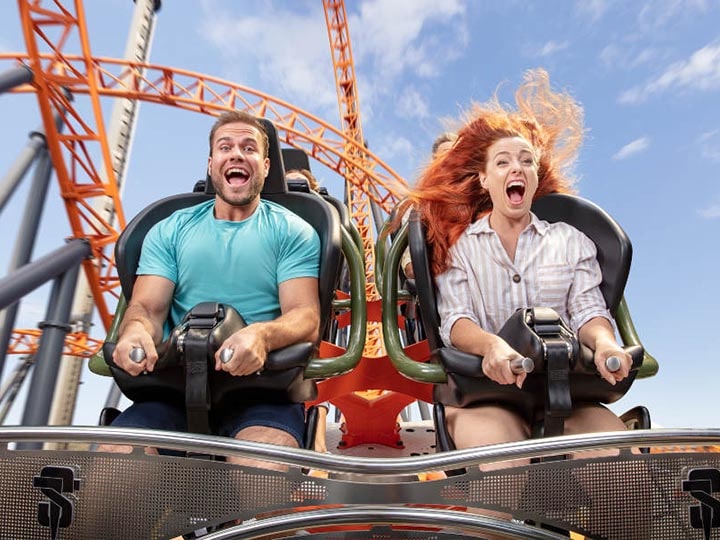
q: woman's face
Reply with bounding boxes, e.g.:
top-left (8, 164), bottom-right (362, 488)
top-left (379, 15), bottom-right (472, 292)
top-left (479, 136), bottom-right (538, 222)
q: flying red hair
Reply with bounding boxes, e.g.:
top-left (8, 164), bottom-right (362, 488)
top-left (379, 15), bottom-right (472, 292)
top-left (404, 69), bottom-right (584, 276)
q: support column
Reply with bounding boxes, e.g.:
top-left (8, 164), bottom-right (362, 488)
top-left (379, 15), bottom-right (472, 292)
top-left (0, 65), bottom-right (33, 94)
top-left (49, 0), bottom-right (161, 428)
top-left (0, 127), bottom-right (46, 212)
top-left (19, 243), bottom-right (89, 443)
top-left (0, 149), bottom-right (54, 372)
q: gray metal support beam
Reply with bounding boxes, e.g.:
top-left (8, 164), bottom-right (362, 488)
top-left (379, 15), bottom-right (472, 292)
top-left (0, 128), bottom-right (47, 211)
top-left (19, 259), bottom-right (83, 440)
top-left (51, 0), bottom-right (160, 427)
top-left (0, 149), bottom-right (54, 372)
top-left (0, 239), bottom-right (91, 311)
top-left (0, 65), bottom-right (33, 94)
top-left (0, 105), bottom-right (64, 213)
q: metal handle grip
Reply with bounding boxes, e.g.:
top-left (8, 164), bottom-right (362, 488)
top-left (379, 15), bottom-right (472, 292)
top-left (220, 348), bottom-right (234, 364)
top-left (606, 355), bottom-right (622, 372)
top-left (511, 357), bottom-right (534, 374)
top-left (129, 347), bottom-right (146, 363)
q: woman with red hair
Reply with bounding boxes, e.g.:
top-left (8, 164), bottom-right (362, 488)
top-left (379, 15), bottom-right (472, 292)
top-left (406, 69), bottom-right (633, 452)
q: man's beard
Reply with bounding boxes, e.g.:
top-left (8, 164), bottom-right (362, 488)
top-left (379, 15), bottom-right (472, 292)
top-left (213, 175), bottom-right (263, 208)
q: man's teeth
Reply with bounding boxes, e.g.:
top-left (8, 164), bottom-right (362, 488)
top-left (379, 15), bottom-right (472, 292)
top-left (226, 168), bottom-right (248, 178)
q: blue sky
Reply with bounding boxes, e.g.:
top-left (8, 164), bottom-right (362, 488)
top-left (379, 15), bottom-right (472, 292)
top-left (1, 0), bottom-right (719, 430)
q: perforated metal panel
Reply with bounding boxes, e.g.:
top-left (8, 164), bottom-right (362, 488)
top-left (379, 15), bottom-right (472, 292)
top-left (1, 448), bottom-right (313, 539)
top-left (3, 443), bottom-right (720, 539)
top-left (439, 452), bottom-right (720, 539)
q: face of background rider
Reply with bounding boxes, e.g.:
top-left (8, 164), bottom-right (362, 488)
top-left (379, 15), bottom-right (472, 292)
top-left (433, 139), bottom-right (454, 157)
top-left (479, 136), bottom-right (538, 226)
top-left (208, 121), bottom-right (270, 220)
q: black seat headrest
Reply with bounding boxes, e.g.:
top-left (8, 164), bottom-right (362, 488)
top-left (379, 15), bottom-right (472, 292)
top-left (287, 178), bottom-right (312, 193)
top-left (258, 118), bottom-right (287, 195)
top-left (531, 193), bottom-right (631, 315)
top-left (281, 147), bottom-right (312, 172)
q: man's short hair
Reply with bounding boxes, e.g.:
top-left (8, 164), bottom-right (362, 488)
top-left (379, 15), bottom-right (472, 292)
top-left (431, 131), bottom-right (458, 156)
top-left (209, 111), bottom-right (269, 158)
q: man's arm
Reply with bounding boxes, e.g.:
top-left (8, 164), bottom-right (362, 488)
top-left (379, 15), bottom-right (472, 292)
top-left (113, 275), bottom-right (174, 376)
top-left (215, 276), bottom-right (320, 376)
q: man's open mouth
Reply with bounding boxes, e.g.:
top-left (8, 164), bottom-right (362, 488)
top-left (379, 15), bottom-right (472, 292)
top-left (225, 167), bottom-right (250, 186)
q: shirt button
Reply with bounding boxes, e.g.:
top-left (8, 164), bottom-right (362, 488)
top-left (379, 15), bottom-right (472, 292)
top-left (512, 273), bottom-right (521, 283)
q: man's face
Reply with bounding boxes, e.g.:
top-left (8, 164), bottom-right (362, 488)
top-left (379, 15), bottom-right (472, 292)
top-left (207, 122), bottom-right (269, 210)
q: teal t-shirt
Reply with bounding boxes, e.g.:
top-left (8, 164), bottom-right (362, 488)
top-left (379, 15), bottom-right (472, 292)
top-left (137, 199), bottom-right (320, 330)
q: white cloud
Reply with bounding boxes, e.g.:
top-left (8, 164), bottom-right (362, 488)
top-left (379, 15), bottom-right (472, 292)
top-left (578, 0), bottom-right (708, 32)
top-left (599, 45), bottom-right (660, 70)
top-left (198, 1), bottom-right (337, 115)
top-left (698, 129), bottom-right (720, 161)
top-left (698, 202), bottom-right (720, 219)
top-left (612, 137), bottom-right (649, 160)
top-left (575, 0), bottom-right (614, 23)
top-left (598, 44), bottom-right (620, 68)
top-left (637, 0), bottom-right (708, 32)
top-left (396, 87), bottom-right (429, 120)
top-left (537, 40), bottom-right (569, 57)
top-left (629, 48), bottom-right (658, 68)
top-left (9, 296), bottom-right (49, 330)
top-left (196, 0), bottom-right (468, 126)
top-left (350, 0), bottom-right (467, 80)
top-left (379, 135), bottom-right (414, 162)
top-left (619, 42), bottom-right (720, 104)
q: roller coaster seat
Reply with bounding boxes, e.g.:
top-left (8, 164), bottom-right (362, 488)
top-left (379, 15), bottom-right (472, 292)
top-left (103, 118), bottom-right (343, 435)
top-left (407, 193), bottom-right (649, 442)
top-left (281, 147), bottom-right (357, 347)
top-left (281, 147), bottom-right (351, 233)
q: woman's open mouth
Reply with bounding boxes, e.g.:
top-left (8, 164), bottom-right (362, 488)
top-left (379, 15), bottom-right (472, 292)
top-left (506, 180), bottom-right (526, 205)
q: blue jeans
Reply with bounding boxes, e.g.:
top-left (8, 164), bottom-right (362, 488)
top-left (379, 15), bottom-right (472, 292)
top-left (110, 400), bottom-right (305, 449)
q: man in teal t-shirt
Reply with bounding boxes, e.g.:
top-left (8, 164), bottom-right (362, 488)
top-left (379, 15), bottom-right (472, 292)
top-left (99, 111), bottom-right (321, 468)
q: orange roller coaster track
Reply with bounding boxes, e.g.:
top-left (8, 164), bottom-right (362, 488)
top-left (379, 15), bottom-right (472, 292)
top-left (4, 0), bottom-right (407, 360)
top-left (1, 52), bottom-right (409, 354)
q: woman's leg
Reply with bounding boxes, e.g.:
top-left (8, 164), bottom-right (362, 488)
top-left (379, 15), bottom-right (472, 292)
top-left (446, 404), bottom-right (530, 470)
top-left (564, 403), bottom-right (626, 459)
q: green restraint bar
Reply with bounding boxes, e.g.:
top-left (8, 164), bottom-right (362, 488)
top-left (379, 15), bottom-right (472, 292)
top-left (374, 216), bottom-right (412, 303)
top-left (305, 223), bottom-right (366, 378)
top-left (381, 221), bottom-right (659, 384)
top-left (381, 221), bottom-right (447, 384)
top-left (90, 223), bottom-right (367, 380)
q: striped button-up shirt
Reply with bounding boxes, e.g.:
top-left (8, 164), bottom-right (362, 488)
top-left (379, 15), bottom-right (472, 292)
top-left (436, 213), bottom-right (611, 347)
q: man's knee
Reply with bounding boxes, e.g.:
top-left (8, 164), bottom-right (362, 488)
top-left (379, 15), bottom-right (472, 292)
top-left (96, 443), bottom-right (134, 454)
top-left (235, 425), bottom-right (299, 448)
top-left (230, 426), bottom-right (299, 470)
top-left (96, 443), bottom-right (158, 455)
